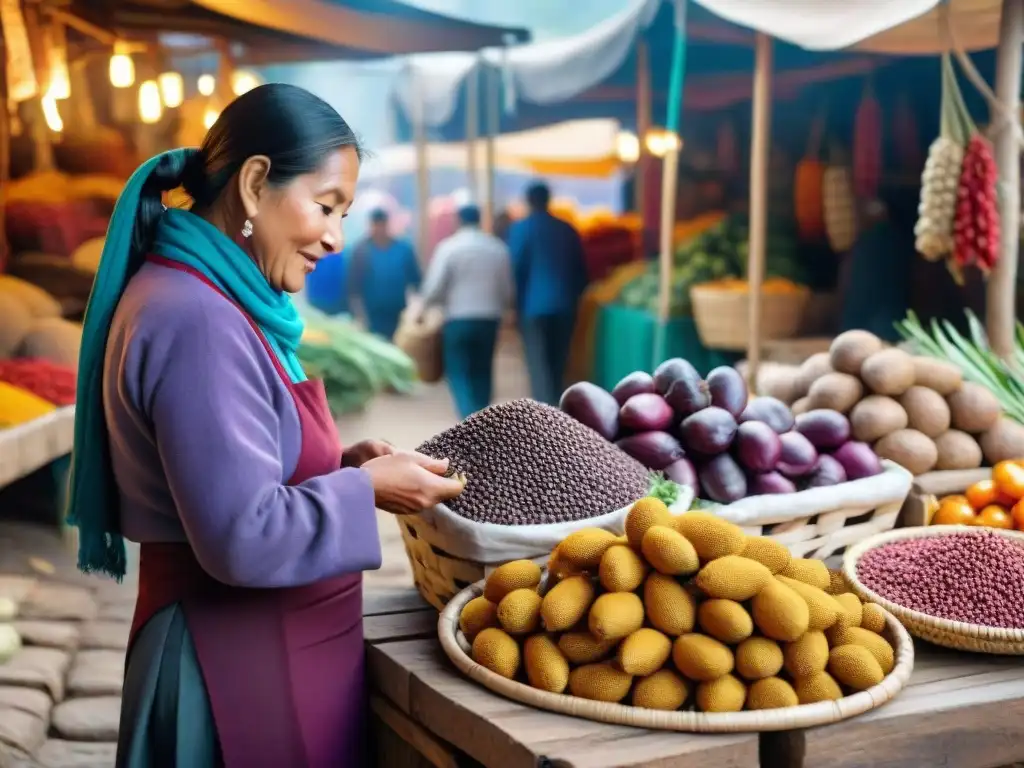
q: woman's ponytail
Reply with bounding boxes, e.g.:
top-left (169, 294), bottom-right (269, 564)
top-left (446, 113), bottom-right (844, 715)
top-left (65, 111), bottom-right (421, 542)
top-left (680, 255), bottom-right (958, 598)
top-left (130, 149), bottom-right (196, 257)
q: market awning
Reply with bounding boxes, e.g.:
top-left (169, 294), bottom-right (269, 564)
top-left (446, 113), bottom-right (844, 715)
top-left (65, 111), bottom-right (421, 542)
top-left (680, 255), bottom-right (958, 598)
top-left (695, 0), bottom-right (1001, 54)
top-left (74, 0), bottom-right (528, 63)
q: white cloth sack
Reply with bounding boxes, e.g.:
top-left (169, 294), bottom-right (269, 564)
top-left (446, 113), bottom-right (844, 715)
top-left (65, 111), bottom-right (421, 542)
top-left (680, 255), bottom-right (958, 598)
top-left (421, 483), bottom-right (694, 567)
top-left (709, 460), bottom-right (912, 528)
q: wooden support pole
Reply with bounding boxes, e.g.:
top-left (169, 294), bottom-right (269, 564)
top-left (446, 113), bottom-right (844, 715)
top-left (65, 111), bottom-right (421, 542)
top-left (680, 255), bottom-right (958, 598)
top-left (412, 66), bottom-right (430, 266)
top-left (483, 66), bottom-right (499, 233)
top-left (465, 63), bottom-right (479, 202)
top-left (635, 40), bottom-right (651, 226)
top-left (745, 32), bottom-right (773, 392)
top-left (986, 0), bottom-right (1024, 359)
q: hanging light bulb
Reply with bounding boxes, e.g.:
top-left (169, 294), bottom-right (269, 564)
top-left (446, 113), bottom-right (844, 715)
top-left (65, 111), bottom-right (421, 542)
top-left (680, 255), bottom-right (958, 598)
top-left (615, 131), bottom-right (640, 163)
top-left (644, 129), bottom-right (682, 158)
top-left (41, 94), bottom-right (63, 132)
top-left (47, 26), bottom-right (71, 100)
top-left (158, 71), bottom-right (184, 108)
top-left (197, 74), bottom-right (216, 97)
top-left (203, 107), bottom-right (219, 129)
top-left (109, 42), bottom-right (135, 88)
top-left (138, 80), bottom-right (162, 124)
top-left (231, 69), bottom-right (261, 96)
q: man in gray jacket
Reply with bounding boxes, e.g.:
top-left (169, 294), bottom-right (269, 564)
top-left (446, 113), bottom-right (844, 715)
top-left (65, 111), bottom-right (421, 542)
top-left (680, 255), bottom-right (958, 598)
top-left (420, 204), bottom-right (513, 418)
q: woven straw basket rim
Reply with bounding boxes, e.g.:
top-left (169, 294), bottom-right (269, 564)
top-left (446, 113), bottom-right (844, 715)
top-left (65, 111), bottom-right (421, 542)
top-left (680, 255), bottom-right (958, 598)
top-left (843, 525), bottom-right (1024, 652)
top-left (437, 578), bottom-right (915, 733)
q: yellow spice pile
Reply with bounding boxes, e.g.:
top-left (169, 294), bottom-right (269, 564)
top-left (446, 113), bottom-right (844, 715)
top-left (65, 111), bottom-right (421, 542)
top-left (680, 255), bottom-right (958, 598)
top-left (459, 501), bottom-right (894, 713)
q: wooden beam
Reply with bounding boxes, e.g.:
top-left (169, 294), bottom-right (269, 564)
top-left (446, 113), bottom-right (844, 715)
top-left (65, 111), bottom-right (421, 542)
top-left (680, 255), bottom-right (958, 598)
top-left (985, 0), bottom-right (1023, 359)
top-left (745, 33), bottom-right (773, 392)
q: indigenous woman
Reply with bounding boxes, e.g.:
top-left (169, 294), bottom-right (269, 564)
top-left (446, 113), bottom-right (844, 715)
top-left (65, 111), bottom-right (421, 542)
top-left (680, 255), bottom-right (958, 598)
top-left (65, 84), bottom-right (464, 767)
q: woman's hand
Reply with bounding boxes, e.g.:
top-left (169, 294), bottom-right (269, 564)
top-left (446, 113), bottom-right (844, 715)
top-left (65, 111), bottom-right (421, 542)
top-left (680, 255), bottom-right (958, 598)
top-left (342, 439), bottom-right (394, 468)
top-left (361, 452), bottom-right (465, 515)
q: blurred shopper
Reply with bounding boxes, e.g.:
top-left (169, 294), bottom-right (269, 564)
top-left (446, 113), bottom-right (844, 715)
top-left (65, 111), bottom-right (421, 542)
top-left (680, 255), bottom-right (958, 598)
top-left (420, 204), bottom-right (513, 418)
top-left (507, 181), bottom-right (588, 405)
top-left (349, 208), bottom-right (420, 338)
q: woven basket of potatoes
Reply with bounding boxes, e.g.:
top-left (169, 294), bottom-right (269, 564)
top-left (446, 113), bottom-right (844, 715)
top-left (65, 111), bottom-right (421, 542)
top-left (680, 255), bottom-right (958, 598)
top-left (438, 499), bottom-right (915, 732)
top-left (760, 330), bottom-right (1024, 475)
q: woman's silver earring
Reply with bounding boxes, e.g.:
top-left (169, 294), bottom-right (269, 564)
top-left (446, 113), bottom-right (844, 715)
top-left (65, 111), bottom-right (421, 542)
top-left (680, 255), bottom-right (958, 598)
top-left (241, 219), bottom-right (254, 238)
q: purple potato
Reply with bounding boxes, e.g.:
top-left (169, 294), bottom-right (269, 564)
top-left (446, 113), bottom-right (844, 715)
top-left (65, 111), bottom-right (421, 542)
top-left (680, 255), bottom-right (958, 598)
top-left (615, 431), bottom-right (686, 470)
top-left (662, 457), bottom-right (699, 493)
top-left (654, 358), bottom-right (710, 417)
top-left (776, 431), bottom-right (820, 478)
top-left (699, 453), bottom-right (748, 503)
top-left (803, 454), bottom-right (848, 488)
top-left (795, 409), bottom-right (852, 450)
top-left (620, 393), bottom-right (675, 432)
top-left (734, 421), bottom-right (783, 472)
top-left (831, 441), bottom-right (884, 480)
top-left (749, 471), bottom-right (798, 495)
top-left (680, 406), bottom-right (738, 456)
top-left (559, 381), bottom-right (619, 440)
top-left (611, 371), bottom-right (657, 406)
top-left (739, 396), bottom-right (795, 434)
top-left (653, 357), bottom-right (700, 394)
top-left (707, 366), bottom-right (749, 418)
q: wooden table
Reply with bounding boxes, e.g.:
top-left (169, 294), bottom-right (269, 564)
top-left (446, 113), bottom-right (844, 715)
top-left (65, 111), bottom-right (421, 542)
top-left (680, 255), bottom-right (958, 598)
top-left (364, 586), bottom-right (1024, 768)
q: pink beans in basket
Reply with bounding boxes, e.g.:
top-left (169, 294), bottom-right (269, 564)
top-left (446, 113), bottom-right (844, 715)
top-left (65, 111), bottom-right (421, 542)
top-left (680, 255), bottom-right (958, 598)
top-left (856, 531), bottom-right (1024, 629)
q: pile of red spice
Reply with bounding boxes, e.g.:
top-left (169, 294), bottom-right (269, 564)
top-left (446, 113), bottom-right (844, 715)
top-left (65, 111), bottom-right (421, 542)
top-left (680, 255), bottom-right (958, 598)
top-left (856, 530), bottom-right (1024, 629)
top-left (0, 358), bottom-right (76, 406)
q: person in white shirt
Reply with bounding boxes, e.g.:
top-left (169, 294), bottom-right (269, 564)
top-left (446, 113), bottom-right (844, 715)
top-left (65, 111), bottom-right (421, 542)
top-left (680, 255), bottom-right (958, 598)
top-left (419, 204), bottom-right (514, 418)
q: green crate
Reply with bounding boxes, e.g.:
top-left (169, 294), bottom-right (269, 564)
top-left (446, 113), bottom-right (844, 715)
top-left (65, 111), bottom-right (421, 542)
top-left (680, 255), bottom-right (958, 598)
top-left (592, 305), bottom-right (740, 390)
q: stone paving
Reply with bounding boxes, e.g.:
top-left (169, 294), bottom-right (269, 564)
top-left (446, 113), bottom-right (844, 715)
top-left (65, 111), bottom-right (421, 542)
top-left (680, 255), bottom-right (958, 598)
top-left (0, 335), bottom-right (530, 767)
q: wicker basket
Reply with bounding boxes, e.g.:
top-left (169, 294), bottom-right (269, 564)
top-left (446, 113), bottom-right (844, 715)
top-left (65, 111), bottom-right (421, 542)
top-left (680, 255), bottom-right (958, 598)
top-left (710, 460), bottom-right (913, 560)
top-left (438, 578), bottom-right (915, 732)
top-left (843, 525), bottom-right (1024, 655)
top-left (690, 283), bottom-right (810, 351)
top-left (398, 488), bottom-right (693, 611)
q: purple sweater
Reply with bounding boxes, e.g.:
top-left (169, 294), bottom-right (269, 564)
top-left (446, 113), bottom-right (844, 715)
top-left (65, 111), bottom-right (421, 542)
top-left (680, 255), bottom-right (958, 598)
top-left (102, 262), bottom-right (382, 588)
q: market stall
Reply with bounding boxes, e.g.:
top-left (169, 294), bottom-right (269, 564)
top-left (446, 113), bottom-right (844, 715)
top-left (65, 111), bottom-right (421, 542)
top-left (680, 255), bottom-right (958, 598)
top-left (360, 333), bottom-right (1024, 767)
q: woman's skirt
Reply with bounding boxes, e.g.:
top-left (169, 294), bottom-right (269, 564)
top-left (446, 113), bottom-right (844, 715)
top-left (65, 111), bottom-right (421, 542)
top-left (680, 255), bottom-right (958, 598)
top-left (116, 604), bottom-right (221, 768)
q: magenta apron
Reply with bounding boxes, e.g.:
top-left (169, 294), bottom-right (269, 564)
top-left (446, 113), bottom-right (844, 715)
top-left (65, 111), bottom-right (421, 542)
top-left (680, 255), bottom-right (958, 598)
top-left (129, 255), bottom-right (367, 766)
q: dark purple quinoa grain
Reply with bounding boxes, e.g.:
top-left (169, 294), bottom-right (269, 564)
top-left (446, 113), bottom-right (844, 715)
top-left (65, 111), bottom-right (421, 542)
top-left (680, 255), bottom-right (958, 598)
top-left (417, 399), bottom-right (651, 525)
top-left (856, 529), bottom-right (1024, 629)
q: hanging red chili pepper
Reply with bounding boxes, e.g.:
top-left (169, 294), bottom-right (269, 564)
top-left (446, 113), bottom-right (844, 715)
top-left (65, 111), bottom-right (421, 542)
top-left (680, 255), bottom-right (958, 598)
top-left (853, 82), bottom-right (882, 199)
top-left (952, 133), bottom-right (1000, 274)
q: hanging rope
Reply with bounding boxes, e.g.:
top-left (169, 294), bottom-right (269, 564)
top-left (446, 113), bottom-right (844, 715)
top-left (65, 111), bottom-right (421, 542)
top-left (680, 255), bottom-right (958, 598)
top-left (941, 3), bottom-right (1024, 149)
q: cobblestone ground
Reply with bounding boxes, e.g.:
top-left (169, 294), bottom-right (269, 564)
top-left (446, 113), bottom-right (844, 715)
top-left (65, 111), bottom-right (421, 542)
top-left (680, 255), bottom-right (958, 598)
top-left (0, 334), bottom-right (529, 767)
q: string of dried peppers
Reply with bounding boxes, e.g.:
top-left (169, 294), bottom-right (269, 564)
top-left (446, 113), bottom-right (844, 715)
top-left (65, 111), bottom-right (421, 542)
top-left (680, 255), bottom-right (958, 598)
top-left (914, 52), bottom-right (1001, 282)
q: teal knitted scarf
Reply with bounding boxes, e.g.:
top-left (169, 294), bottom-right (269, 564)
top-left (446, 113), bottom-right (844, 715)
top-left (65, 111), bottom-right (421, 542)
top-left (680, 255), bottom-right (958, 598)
top-left (67, 148), bottom-right (306, 580)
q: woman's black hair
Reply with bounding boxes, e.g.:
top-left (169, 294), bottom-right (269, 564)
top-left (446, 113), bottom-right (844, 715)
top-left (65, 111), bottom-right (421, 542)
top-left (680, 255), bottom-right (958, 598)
top-left (132, 83), bottom-right (362, 256)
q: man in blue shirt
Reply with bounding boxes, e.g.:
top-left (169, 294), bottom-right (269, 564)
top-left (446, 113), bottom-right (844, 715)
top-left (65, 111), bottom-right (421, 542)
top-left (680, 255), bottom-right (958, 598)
top-left (348, 208), bottom-right (421, 339)
top-left (508, 182), bottom-right (589, 405)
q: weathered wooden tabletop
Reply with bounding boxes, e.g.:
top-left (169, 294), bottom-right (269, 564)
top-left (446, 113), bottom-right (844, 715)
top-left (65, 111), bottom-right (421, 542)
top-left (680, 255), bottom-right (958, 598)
top-left (363, 585), bottom-right (1024, 768)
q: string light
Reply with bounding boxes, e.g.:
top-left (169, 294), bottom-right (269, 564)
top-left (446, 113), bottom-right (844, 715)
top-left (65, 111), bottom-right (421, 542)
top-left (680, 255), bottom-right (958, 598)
top-left (203, 107), bottom-right (219, 129)
top-left (197, 74), bottom-right (216, 96)
top-left (615, 131), bottom-right (640, 163)
top-left (644, 129), bottom-right (682, 158)
top-left (158, 72), bottom-right (184, 108)
top-left (138, 80), bottom-right (162, 124)
top-left (41, 94), bottom-right (63, 132)
top-left (231, 70), bottom-right (261, 96)
top-left (109, 42), bottom-right (135, 88)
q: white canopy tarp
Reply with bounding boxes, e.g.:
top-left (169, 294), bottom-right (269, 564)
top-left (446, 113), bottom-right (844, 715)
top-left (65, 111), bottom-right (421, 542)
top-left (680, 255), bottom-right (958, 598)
top-left (393, 0), bottom-right (1004, 130)
top-left (396, 0), bottom-right (660, 128)
top-left (698, 0), bottom-right (1002, 53)
top-left (361, 118), bottom-right (622, 178)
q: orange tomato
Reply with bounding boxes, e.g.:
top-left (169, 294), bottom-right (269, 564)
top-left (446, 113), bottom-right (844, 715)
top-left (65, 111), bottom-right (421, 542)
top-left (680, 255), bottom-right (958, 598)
top-left (964, 479), bottom-right (1015, 510)
top-left (931, 497), bottom-right (977, 526)
top-left (993, 460), bottom-right (1024, 501)
top-left (974, 505), bottom-right (1015, 530)
top-left (1012, 499), bottom-right (1024, 531)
